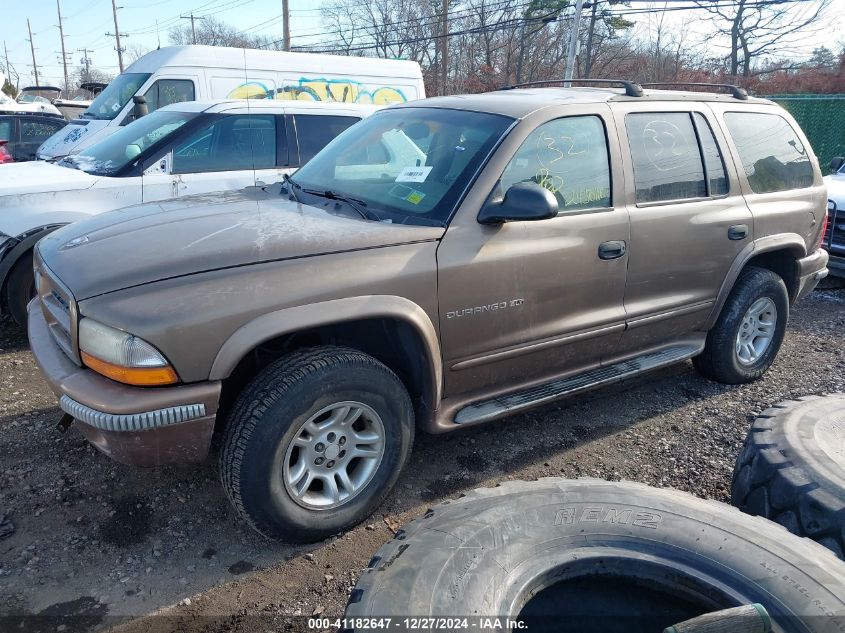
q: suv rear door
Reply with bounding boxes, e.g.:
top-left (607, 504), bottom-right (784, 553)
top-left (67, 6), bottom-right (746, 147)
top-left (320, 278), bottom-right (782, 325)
top-left (608, 103), bottom-right (751, 355)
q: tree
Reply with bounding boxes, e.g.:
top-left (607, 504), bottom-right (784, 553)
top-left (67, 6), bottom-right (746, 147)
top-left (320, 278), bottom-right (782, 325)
top-left (126, 43), bottom-right (152, 65)
top-left (808, 46), bottom-right (836, 70)
top-left (695, 0), bottom-right (832, 77)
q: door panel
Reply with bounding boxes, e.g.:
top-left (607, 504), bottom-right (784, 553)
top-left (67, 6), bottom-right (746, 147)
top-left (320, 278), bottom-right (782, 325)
top-left (436, 111), bottom-right (629, 398)
top-left (610, 104), bottom-right (752, 355)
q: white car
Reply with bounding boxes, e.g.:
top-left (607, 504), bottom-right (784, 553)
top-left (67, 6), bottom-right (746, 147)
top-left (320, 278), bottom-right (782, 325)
top-left (822, 158), bottom-right (845, 277)
top-left (0, 99), bottom-right (379, 324)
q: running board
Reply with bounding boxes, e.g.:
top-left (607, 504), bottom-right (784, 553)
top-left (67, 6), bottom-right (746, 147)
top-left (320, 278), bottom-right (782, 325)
top-left (454, 344), bottom-right (701, 425)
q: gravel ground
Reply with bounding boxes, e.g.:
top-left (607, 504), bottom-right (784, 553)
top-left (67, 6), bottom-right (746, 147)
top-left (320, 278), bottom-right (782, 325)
top-left (0, 282), bottom-right (843, 632)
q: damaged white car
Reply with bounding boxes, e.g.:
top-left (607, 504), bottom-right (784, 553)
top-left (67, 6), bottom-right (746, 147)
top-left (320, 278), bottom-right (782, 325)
top-left (0, 99), bottom-right (377, 325)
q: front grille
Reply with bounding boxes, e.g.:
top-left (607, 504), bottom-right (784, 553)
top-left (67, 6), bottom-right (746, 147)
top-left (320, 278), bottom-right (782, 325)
top-left (34, 252), bottom-right (79, 364)
top-left (827, 201), bottom-right (845, 256)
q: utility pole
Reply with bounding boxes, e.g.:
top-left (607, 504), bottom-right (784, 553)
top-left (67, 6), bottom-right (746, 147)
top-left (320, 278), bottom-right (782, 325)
top-left (110, 0), bottom-right (124, 72)
top-left (27, 18), bottom-right (40, 87)
top-left (563, 0), bottom-right (585, 86)
top-left (439, 0), bottom-right (448, 95)
top-left (3, 41), bottom-right (9, 85)
top-left (56, 0), bottom-right (69, 90)
top-left (282, 0), bottom-right (291, 51)
top-left (180, 13), bottom-right (204, 45)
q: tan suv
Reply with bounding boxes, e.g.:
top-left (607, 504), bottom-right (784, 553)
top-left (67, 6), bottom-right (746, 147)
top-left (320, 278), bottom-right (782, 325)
top-left (29, 82), bottom-right (829, 542)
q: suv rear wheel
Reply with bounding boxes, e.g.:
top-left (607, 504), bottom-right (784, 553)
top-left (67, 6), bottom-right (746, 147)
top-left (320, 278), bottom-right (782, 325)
top-left (693, 266), bottom-right (788, 384)
top-left (220, 346), bottom-right (414, 542)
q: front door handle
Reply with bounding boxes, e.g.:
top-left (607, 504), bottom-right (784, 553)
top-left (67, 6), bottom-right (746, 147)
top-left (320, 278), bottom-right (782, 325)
top-left (598, 240), bottom-right (626, 260)
top-left (728, 224), bottom-right (749, 240)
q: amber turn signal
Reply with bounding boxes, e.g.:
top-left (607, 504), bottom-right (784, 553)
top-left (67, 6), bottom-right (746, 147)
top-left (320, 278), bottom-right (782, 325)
top-left (81, 351), bottom-right (179, 386)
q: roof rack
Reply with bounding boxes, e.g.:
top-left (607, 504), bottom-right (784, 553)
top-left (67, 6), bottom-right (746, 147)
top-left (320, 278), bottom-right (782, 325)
top-left (640, 82), bottom-right (749, 100)
top-left (499, 79), bottom-right (644, 98)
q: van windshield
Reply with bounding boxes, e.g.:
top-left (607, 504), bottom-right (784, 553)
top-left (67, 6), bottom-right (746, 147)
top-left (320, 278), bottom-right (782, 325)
top-left (292, 108), bottom-right (514, 227)
top-left (82, 73), bottom-right (151, 121)
top-left (63, 110), bottom-right (195, 176)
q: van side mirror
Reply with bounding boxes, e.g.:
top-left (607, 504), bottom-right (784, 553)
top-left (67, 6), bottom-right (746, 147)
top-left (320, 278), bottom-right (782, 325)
top-left (132, 95), bottom-right (149, 121)
top-left (830, 157), bottom-right (844, 173)
top-left (477, 182), bottom-right (559, 225)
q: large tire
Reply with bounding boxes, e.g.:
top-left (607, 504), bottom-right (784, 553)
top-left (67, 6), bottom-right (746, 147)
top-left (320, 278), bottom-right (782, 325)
top-left (732, 394), bottom-right (845, 559)
top-left (6, 251), bottom-right (35, 327)
top-left (220, 346), bottom-right (414, 543)
top-left (347, 479), bottom-right (845, 632)
top-left (693, 266), bottom-right (788, 384)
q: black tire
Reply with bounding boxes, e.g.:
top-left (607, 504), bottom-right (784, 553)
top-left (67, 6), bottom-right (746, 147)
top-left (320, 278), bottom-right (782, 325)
top-left (693, 266), bottom-right (788, 384)
top-left (6, 251), bottom-right (35, 327)
top-left (732, 394), bottom-right (845, 559)
top-left (220, 346), bottom-right (414, 543)
top-left (347, 479), bottom-right (845, 632)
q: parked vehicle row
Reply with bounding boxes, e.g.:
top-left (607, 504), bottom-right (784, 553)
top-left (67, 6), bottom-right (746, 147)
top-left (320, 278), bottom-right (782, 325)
top-left (0, 114), bottom-right (67, 163)
top-left (26, 82), bottom-right (829, 541)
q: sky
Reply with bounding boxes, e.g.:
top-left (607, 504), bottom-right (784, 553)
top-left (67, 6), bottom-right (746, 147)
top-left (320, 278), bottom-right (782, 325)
top-left (1, 0), bottom-right (843, 88)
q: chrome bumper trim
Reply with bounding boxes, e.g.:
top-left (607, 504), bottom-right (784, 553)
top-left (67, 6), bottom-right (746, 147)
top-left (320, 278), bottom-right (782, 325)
top-left (59, 395), bottom-right (206, 432)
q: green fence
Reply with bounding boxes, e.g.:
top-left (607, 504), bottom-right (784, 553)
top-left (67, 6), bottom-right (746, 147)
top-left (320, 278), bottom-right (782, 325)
top-left (769, 94), bottom-right (845, 171)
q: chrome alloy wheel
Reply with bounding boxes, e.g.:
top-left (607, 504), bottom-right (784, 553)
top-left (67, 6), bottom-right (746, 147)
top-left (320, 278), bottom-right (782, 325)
top-left (735, 297), bottom-right (777, 366)
top-left (282, 401), bottom-right (385, 510)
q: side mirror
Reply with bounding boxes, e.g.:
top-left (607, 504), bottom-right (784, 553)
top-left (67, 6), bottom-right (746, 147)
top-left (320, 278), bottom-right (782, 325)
top-left (132, 95), bottom-right (149, 121)
top-left (830, 156), bottom-right (844, 173)
top-left (125, 144), bottom-right (142, 160)
top-left (478, 182), bottom-right (559, 225)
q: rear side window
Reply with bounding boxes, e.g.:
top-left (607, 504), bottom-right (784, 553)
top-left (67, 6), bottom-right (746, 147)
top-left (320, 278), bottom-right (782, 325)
top-left (143, 79), bottom-right (195, 114)
top-left (501, 115), bottom-right (611, 212)
top-left (21, 119), bottom-right (64, 142)
top-left (626, 113), bottom-right (706, 203)
top-left (294, 115), bottom-right (359, 164)
top-left (693, 113), bottom-right (728, 196)
top-left (0, 120), bottom-right (11, 141)
top-left (724, 112), bottom-right (813, 193)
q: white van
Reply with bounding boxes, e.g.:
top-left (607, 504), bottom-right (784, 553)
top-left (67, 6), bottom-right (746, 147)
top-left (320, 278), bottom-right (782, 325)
top-left (37, 45), bottom-right (425, 160)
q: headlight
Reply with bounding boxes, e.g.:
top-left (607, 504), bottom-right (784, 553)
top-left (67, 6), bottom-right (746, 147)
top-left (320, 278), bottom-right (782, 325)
top-left (78, 318), bottom-right (178, 386)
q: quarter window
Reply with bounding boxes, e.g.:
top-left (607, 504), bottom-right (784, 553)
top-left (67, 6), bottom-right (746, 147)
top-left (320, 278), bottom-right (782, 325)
top-left (173, 114), bottom-right (278, 173)
top-left (501, 115), bottom-right (611, 212)
top-left (626, 113), bottom-right (706, 203)
top-left (724, 112), bottom-right (813, 194)
top-left (693, 113), bottom-right (728, 196)
top-left (294, 114), bottom-right (360, 164)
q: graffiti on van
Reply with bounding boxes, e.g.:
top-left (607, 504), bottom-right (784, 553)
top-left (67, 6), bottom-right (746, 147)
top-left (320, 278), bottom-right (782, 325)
top-left (226, 77), bottom-right (407, 104)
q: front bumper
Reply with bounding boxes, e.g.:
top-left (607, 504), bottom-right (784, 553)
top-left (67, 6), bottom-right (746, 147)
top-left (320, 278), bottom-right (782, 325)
top-left (826, 250), bottom-right (845, 277)
top-left (794, 248), bottom-right (829, 302)
top-left (28, 300), bottom-right (221, 466)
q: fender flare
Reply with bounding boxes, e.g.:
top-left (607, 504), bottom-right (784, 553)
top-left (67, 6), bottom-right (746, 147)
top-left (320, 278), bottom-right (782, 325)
top-left (0, 225), bottom-right (66, 306)
top-left (705, 232), bottom-right (806, 329)
top-left (209, 295), bottom-right (443, 406)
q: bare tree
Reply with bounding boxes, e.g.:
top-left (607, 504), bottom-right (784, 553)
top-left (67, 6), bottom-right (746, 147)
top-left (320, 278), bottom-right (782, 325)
top-left (695, 0), bottom-right (832, 77)
top-left (126, 43), bottom-right (151, 64)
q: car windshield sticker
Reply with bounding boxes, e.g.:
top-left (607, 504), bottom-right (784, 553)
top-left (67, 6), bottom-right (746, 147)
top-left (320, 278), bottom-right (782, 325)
top-left (405, 189), bottom-right (426, 204)
top-left (388, 183), bottom-right (425, 204)
top-left (396, 165), bottom-right (432, 183)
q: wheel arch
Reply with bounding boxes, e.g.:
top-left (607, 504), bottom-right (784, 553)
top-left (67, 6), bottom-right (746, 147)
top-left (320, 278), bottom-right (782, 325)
top-left (210, 296), bottom-right (443, 428)
top-left (0, 224), bottom-right (66, 312)
top-left (705, 234), bottom-right (805, 330)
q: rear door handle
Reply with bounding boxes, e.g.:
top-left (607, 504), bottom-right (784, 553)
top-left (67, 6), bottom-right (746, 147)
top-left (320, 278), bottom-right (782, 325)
top-left (728, 224), bottom-right (749, 240)
top-left (598, 240), bottom-right (626, 260)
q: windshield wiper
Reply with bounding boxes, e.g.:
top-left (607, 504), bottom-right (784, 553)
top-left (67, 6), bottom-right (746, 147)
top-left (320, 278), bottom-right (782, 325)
top-left (299, 186), bottom-right (372, 221)
top-left (57, 156), bottom-right (79, 170)
top-left (281, 173), bottom-right (300, 202)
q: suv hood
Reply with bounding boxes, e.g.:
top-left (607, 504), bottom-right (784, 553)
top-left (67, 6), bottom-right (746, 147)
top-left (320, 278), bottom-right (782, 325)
top-left (0, 161), bottom-right (99, 198)
top-left (38, 186), bottom-right (445, 300)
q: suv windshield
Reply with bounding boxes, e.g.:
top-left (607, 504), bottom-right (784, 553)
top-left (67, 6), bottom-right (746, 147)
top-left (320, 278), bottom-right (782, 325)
top-left (66, 110), bottom-right (195, 176)
top-left (292, 107), bottom-right (514, 226)
top-left (83, 73), bottom-right (151, 121)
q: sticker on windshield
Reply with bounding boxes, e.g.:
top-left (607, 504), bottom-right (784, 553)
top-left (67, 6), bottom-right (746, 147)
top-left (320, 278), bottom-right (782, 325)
top-left (396, 165), bottom-right (432, 183)
top-left (405, 189), bottom-right (426, 205)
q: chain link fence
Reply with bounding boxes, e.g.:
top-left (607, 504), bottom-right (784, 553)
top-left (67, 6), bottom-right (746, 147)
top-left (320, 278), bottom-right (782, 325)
top-left (769, 94), bottom-right (845, 172)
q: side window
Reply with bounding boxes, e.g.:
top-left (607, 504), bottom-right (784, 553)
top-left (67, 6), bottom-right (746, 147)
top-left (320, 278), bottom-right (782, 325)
top-left (724, 112), bottom-right (813, 194)
top-left (501, 115), bottom-right (611, 212)
top-left (143, 79), bottom-right (195, 114)
top-left (693, 113), bottom-right (728, 196)
top-left (626, 113), bottom-right (706, 203)
top-left (294, 115), bottom-right (359, 165)
top-left (20, 119), bottom-right (64, 143)
top-left (172, 114), bottom-right (277, 174)
top-left (0, 120), bottom-right (12, 141)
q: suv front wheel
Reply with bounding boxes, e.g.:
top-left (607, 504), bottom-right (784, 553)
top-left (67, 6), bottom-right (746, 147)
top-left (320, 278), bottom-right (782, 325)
top-left (220, 346), bottom-right (414, 542)
top-left (693, 266), bottom-right (788, 384)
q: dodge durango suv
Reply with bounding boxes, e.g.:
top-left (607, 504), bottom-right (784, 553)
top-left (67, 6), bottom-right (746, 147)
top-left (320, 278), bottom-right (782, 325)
top-left (29, 83), bottom-right (829, 542)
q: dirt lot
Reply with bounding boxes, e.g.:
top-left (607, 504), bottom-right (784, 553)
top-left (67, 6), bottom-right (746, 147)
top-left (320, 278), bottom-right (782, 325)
top-left (1, 282), bottom-right (844, 632)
